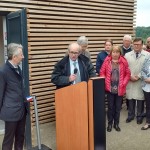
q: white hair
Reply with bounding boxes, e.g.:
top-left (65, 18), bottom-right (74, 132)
top-left (77, 36), bottom-right (88, 45)
top-left (123, 35), bottom-right (132, 41)
top-left (68, 42), bottom-right (80, 52)
top-left (7, 43), bottom-right (23, 60)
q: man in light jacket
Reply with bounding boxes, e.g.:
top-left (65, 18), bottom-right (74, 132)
top-left (125, 37), bottom-right (150, 124)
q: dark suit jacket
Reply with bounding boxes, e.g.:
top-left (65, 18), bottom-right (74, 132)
top-left (0, 60), bottom-right (26, 121)
top-left (51, 54), bottom-right (96, 89)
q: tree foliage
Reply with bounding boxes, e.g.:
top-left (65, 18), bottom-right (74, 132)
top-left (136, 26), bottom-right (150, 43)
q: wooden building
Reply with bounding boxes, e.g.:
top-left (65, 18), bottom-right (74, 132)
top-left (0, 0), bottom-right (136, 147)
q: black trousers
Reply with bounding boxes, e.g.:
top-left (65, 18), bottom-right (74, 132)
top-left (107, 92), bottom-right (123, 125)
top-left (128, 99), bottom-right (144, 120)
top-left (143, 91), bottom-right (150, 124)
top-left (2, 114), bottom-right (26, 150)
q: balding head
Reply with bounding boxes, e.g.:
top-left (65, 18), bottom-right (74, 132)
top-left (68, 42), bottom-right (81, 61)
top-left (68, 42), bottom-right (80, 52)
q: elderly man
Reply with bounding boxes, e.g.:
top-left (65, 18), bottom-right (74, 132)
top-left (125, 37), bottom-right (150, 124)
top-left (51, 42), bottom-right (96, 89)
top-left (77, 36), bottom-right (91, 60)
top-left (121, 34), bottom-right (132, 55)
top-left (0, 43), bottom-right (27, 150)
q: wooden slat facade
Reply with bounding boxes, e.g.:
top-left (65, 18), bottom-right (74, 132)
top-left (0, 0), bottom-right (136, 145)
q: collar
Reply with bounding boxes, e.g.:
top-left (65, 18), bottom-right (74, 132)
top-left (134, 51), bottom-right (141, 54)
top-left (8, 60), bottom-right (18, 68)
top-left (123, 45), bottom-right (131, 50)
top-left (69, 58), bottom-right (79, 64)
top-left (105, 50), bottom-right (110, 54)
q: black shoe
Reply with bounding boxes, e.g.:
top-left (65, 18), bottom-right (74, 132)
top-left (137, 119), bottom-right (143, 124)
top-left (107, 124), bottom-right (112, 132)
top-left (114, 124), bottom-right (121, 132)
top-left (141, 124), bottom-right (150, 130)
top-left (141, 113), bottom-right (146, 118)
top-left (126, 118), bottom-right (134, 123)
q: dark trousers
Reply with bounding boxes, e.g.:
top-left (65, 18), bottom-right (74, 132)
top-left (107, 92), bottom-right (123, 125)
top-left (143, 91), bottom-right (150, 124)
top-left (128, 99), bottom-right (144, 120)
top-left (2, 114), bottom-right (26, 150)
top-left (126, 99), bottom-right (129, 109)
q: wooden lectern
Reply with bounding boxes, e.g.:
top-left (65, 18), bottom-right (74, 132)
top-left (55, 77), bottom-right (106, 150)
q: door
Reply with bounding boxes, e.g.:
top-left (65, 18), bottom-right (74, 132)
top-left (7, 8), bottom-right (32, 149)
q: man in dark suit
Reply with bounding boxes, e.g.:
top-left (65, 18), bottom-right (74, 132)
top-left (51, 42), bottom-right (96, 88)
top-left (121, 34), bottom-right (132, 55)
top-left (0, 43), bottom-right (27, 150)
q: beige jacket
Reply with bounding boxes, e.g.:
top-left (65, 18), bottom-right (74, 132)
top-left (125, 50), bottom-right (150, 100)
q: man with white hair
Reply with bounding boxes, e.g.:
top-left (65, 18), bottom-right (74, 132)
top-left (0, 43), bottom-right (27, 150)
top-left (77, 36), bottom-right (91, 60)
top-left (121, 34), bottom-right (132, 55)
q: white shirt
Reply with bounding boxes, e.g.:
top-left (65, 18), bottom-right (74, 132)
top-left (69, 59), bottom-right (81, 84)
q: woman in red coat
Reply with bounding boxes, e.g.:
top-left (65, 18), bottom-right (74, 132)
top-left (100, 45), bottom-right (131, 132)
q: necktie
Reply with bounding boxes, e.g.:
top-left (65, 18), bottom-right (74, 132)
top-left (136, 52), bottom-right (139, 59)
top-left (73, 61), bottom-right (81, 84)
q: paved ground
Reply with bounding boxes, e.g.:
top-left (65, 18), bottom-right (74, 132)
top-left (0, 120), bottom-right (4, 135)
top-left (0, 105), bottom-right (150, 150)
top-left (106, 105), bottom-right (150, 150)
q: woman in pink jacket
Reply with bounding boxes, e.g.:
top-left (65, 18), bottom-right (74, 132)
top-left (100, 45), bottom-right (131, 132)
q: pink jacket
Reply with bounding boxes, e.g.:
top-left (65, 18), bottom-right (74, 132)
top-left (100, 55), bottom-right (131, 96)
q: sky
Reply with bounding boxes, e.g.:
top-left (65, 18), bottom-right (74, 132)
top-left (136, 1), bottom-right (150, 27)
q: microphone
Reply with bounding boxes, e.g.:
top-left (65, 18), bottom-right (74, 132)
top-left (74, 68), bottom-right (78, 74)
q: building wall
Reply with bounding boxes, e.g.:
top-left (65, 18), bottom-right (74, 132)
top-left (0, 0), bottom-right (136, 144)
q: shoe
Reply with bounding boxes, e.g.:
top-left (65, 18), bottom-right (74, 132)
top-left (107, 124), bottom-right (112, 132)
top-left (141, 124), bottom-right (150, 130)
top-left (137, 119), bottom-right (143, 124)
top-left (114, 124), bottom-right (121, 132)
top-left (141, 113), bottom-right (146, 118)
top-left (126, 118), bottom-right (134, 123)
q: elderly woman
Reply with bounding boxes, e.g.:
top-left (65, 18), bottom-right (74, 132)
top-left (100, 45), bottom-right (131, 132)
top-left (77, 35), bottom-right (91, 60)
top-left (141, 56), bottom-right (150, 130)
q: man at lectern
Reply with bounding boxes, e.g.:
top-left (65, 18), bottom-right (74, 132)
top-left (51, 42), bottom-right (96, 89)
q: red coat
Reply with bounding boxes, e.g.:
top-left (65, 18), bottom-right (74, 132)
top-left (100, 55), bottom-right (131, 96)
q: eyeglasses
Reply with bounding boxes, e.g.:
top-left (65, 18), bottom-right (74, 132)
top-left (133, 44), bottom-right (142, 46)
top-left (69, 51), bottom-right (79, 55)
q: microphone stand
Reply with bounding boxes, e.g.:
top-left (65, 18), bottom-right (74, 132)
top-left (32, 96), bottom-right (52, 150)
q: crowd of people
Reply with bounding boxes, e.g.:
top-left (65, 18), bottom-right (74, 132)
top-left (1, 35), bottom-right (150, 149)
top-left (52, 35), bottom-right (150, 133)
